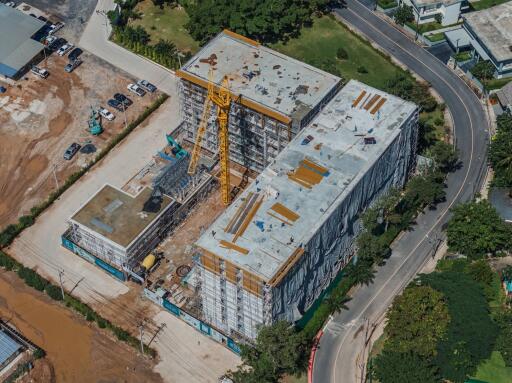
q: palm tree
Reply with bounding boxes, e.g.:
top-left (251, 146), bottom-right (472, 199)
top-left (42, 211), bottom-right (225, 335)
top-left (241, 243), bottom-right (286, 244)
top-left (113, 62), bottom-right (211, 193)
top-left (325, 294), bottom-right (351, 314)
top-left (346, 261), bottom-right (376, 286)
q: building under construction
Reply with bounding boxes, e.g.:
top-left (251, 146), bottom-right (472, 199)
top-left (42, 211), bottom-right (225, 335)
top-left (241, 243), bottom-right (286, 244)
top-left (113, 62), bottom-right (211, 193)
top-left (194, 80), bottom-right (419, 340)
top-left (62, 135), bottom-right (215, 281)
top-left (176, 30), bottom-right (342, 173)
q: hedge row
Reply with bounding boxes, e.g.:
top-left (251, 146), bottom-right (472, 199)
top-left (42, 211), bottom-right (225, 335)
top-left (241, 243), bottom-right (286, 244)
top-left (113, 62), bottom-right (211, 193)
top-left (0, 96), bottom-right (167, 358)
top-left (0, 250), bottom-right (156, 357)
top-left (0, 94), bottom-right (169, 249)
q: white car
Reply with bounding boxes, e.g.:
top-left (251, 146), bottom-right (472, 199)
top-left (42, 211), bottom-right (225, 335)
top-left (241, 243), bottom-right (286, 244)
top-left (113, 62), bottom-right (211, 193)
top-left (5, 2), bottom-right (16, 7)
top-left (31, 66), bottom-right (49, 79)
top-left (98, 107), bottom-right (115, 121)
top-left (127, 83), bottom-right (146, 97)
top-left (49, 21), bottom-right (64, 35)
top-left (57, 43), bottom-right (73, 57)
top-left (45, 35), bottom-right (57, 45)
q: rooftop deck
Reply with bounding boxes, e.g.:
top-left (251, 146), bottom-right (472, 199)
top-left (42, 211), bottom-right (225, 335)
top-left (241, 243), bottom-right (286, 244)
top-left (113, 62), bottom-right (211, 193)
top-left (177, 30), bottom-right (341, 124)
top-left (464, 2), bottom-right (512, 63)
top-left (196, 80), bottom-right (417, 282)
top-left (71, 185), bottom-right (174, 248)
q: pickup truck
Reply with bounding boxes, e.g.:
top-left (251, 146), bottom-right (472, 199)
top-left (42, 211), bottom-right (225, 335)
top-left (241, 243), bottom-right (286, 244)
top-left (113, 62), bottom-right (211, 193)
top-left (31, 66), bottom-right (49, 79)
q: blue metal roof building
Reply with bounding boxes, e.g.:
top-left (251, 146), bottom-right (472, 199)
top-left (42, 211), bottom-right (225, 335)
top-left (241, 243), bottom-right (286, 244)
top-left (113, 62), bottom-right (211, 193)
top-left (0, 4), bottom-right (46, 79)
top-left (0, 330), bottom-right (22, 370)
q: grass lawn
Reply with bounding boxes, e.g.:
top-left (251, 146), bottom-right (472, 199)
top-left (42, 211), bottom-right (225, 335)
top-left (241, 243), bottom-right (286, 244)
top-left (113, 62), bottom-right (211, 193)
top-left (485, 77), bottom-right (512, 91)
top-left (377, 0), bottom-right (398, 9)
top-left (130, 0), bottom-right (200, 53)
top-left (271, 16), bottom-right (404, 90)
top-left (425, 32), bottom-right (445, 43)
top-left (470, 0), bottom-right (510, 11)
top-left (454, 51), bottom-right (472, 62)
top-left (473, 351), bottom-right (512, 383)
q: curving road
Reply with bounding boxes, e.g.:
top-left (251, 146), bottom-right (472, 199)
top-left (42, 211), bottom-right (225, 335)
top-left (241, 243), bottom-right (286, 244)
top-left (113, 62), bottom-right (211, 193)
top-left (313, 2), bottom-right (489, 382)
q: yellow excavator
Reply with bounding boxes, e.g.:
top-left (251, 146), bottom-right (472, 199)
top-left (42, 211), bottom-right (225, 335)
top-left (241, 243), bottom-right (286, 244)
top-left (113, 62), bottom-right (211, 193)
top-left (188, 68), bottom-right (232, 205)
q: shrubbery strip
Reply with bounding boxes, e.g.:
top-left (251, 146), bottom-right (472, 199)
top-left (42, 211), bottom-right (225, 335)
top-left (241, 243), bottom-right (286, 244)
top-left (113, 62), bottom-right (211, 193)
top-left (0, 95), bottom-right (168, 358)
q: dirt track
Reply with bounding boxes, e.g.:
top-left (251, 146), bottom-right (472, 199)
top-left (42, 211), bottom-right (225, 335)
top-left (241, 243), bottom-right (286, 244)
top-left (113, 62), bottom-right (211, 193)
top-left (0, 52), bottom-right (157, 226)
top-left (0, 270), bottom-right (163, 383)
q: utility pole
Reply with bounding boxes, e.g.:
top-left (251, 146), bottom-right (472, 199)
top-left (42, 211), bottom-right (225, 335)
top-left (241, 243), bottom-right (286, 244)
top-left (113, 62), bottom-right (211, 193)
top-left (58, 270), bottom-right (65, 300)
top-left (138, 319), bottom-right (146, 354)
top-left (52, 164), bottom-right (59, 189)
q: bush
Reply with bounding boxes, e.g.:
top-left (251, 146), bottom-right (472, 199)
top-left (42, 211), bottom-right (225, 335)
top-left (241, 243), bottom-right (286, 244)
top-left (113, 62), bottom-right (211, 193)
top-left (45, 284), bottom-right (63, 301)
top-left (357, 65), bottom-right (368, 74)
top-left (17, 267), bottom-right (47, 291)
top-left (33, 348), bottom-right (46, 359)
top-left (336, 47), bottom-right (348, 60)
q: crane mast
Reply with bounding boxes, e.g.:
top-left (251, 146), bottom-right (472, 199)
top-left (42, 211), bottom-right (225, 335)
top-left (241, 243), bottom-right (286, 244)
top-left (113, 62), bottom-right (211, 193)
top-left (187, 68), bottom-right (232, 205)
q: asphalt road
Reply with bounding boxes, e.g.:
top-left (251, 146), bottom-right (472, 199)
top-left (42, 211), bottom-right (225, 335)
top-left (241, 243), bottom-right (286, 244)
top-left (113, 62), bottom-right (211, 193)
top-left (79, 0), bottom-right (178, 95)
top-left (313, 2), bottom-right (489, 383)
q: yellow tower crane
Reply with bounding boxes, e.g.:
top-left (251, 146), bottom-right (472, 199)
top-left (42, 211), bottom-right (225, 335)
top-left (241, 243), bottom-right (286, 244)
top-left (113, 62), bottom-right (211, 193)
top-left (187, 68), bottom-right (232, 205)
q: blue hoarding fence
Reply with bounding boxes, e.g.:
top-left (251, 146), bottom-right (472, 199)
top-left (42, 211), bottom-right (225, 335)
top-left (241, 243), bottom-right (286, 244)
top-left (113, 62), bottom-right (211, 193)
top-left (61, 235), bottom-right (126, 281)
top-left (156, 293), bottom-right (240, 354)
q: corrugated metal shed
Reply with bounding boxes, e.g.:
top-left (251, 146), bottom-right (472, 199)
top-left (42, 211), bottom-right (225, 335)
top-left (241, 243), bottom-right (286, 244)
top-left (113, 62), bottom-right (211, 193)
top-left (0, 330), bottom-right (22, 367)
top-left (0, 4), bottom-right (45, 77)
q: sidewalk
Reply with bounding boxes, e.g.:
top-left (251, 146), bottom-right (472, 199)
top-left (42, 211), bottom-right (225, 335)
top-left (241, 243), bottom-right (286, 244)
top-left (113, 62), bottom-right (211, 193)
top-left (79, 0), bottom-right (178, 95)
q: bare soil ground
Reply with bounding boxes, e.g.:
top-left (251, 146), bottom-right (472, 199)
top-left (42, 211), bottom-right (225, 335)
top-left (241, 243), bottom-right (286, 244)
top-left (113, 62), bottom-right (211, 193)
top-left (0, 270), bottom-right (163, 383)
top-left (0, 51), bottom-right (159, 227)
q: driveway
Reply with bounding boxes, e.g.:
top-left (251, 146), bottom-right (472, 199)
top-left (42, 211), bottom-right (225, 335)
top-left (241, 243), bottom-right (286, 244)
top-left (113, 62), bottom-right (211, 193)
top-left (313, 2), bottom-right (489, 383)
top-left (79, 0), bottom-right (178, 95)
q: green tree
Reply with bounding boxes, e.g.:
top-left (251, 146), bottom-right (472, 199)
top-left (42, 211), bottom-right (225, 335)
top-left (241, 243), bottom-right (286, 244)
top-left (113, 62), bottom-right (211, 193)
top-left (447, 200), bottom-right (511, 259)
top-left (471, 60), bottom-right (495, 81)
top-left (502, 265), bottom-right (512, 281)
top-left (497, 111), bottom-right (512, 132)
top-left (464, 259), bottom-right (494, 286)
top-left (490, 129), bottom-right (512, 186)
top-left (402, 171), bottom-right (445, 211)
top-left (373, 350), bottom-right (440, 383)
top-left (385, 285), bottom-right (450, 357)
top-left (336, 47), bottom-right (348, 60)
top-left (344, 259), bottom-right (376, 286)
top-left (495, 311), bottom-right (512, 366)
top-left (393, 4), bottom-right (414, 26)
top-left (434, 13), bottom-right (443, 25)
top-left (229, 321), bottom-right (307, 383)
top-left (185, 0), bottom-right (330, 44)
top-left (428, 141), bottom-right (458, 172)
top-left (420, 271), bottom-right (499, 382)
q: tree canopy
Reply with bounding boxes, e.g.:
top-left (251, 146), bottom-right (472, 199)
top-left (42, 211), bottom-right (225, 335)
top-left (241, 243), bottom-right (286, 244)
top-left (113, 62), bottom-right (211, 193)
top-left (420, 271), bottom-right (498, 382)
top-left (373, 350), bottom-right (440, 383)
top-left (185, 0), bottom-right (332, 44)
top-left (490, 112), bottom-right (512, 186)
top-left (393, 4), bottom-right (414, 26)
top-left (385, 285), bottom-right (450, 357)
top-left (229, 321), bottom-right (307, 383)
top-left (447, 200), bottom-right (511, 259)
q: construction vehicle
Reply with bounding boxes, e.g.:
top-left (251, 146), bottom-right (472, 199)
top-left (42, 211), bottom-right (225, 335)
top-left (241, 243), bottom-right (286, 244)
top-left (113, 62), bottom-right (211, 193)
top-left (88, 107), bottom-right (103, 135)
top-left (166, 134), bottom-right (188, 159)
top-left (188, 68), bottom-right (232, 205)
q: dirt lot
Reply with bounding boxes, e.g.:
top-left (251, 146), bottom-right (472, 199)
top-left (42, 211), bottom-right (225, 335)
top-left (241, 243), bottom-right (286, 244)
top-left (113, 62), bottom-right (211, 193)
top-left (0, 270), bottom-right (163, 383)
top-left (0, 50), bottom-right (159, 226)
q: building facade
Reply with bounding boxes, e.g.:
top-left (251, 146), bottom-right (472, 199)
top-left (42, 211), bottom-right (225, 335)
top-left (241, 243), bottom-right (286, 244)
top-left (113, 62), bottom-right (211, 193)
top-left (400, 0), bottom-right (466, 26)
top-left (177, 30), bottom-right (342, 173)
top-left (194, 80), bottom-right (419, 340)
top-left (463, 2), bottom-right (512, 78)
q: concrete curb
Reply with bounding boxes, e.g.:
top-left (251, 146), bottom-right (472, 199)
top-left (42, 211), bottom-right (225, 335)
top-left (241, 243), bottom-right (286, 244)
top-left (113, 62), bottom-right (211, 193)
top-left (308, 330), bottom-right (323, 383)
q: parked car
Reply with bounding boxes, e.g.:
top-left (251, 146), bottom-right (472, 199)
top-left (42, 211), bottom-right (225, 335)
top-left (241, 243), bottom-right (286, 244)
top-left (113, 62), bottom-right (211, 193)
top-left (31, 66), bottom-right (49, 79)
top-left (113, 93), bottom-right (132, 107)
top-left (48, 21), bottom-right (64, 35)
top-left (68, 47), bottom-right (83, 61)
top-left (98, 107), bottom-right (115, 121)
top-left (37, 15), bottom-right (47, 22)
top-left (127, 83), bottom-right (146, 97)
top-left (5, 2), bottom-right (16, 7)
top-left (57, 43), bottom-right (73, 57)
top-left (0, 86), bottom-right (6, 94)
top-left (64, 58), bottom-right (82, 73)
top-left (107, 99), bottom-right (125, 112)
top-left (48, 37), bottom-right (66, 51)
top-left (45, 35), bottom-right (57, 45)
top-left (137, 79), bottom-right (157, 93)
top-left (63, 142), bottom-right (81, 160)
